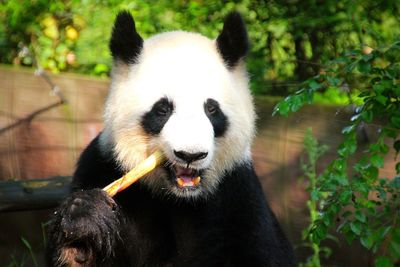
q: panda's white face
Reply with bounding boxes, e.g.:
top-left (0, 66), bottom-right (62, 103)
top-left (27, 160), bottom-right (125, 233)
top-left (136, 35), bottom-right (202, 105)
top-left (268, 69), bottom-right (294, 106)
top-left (100, 12), bottom-right (255, 199)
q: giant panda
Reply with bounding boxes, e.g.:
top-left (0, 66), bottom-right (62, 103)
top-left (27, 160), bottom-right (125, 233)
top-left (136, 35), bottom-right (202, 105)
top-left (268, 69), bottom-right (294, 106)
top-left (47, 11), bottom-right (295, 267)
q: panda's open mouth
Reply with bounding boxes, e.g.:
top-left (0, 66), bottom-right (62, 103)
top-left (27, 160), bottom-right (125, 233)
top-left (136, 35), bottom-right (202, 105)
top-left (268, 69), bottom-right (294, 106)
top-left (166, 164), bottom-right (203, 189)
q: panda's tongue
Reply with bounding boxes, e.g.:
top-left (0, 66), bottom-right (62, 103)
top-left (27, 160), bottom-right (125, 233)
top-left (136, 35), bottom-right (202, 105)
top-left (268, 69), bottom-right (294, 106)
top-left (175, 166), bottom-right (201, 187)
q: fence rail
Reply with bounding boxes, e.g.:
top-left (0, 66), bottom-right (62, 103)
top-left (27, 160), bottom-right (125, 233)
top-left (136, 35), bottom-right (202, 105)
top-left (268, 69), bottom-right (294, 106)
top-left (0, 176), bottom-right (71, 212)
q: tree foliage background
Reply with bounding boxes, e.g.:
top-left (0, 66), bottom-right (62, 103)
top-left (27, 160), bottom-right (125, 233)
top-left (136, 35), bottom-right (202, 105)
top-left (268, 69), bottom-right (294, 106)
top-left (1, 0), bottom-right (400, 95)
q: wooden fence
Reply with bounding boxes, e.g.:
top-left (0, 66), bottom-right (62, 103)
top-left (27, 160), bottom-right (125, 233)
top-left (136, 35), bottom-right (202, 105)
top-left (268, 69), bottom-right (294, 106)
top-left (0, 65), bottom-right (396, 266)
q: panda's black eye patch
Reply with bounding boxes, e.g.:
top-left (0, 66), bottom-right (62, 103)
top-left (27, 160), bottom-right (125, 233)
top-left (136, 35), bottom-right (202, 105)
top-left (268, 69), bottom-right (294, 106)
top-left (204, 99), bottom-right (229, 137)
top-left (141, 97), bottom-right (174, 135)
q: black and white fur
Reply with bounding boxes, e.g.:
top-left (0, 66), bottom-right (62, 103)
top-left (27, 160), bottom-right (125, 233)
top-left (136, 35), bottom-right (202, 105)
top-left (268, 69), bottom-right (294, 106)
top-left (47, 11), bottom-right (295, 267)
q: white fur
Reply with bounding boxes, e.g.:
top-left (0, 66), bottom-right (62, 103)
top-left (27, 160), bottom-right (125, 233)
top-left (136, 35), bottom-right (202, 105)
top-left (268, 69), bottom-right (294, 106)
top-left (100, 31), bottom-right (255, 198)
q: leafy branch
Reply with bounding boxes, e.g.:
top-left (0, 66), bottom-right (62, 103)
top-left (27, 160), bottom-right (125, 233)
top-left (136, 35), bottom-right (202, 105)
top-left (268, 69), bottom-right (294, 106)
top-left (299, 129), bottom-right (331, 267)
top-left (274, 41), bottom-right (400, 266)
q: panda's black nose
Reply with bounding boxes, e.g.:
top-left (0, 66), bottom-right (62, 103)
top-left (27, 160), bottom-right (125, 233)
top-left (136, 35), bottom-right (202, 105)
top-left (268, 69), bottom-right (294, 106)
top-left (174, 150), bottom-right (208, 164)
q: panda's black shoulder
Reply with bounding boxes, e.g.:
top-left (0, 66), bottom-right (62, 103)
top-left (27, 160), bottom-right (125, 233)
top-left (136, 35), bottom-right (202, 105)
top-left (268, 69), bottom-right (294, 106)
top-left (72, 134), bottom-right (123, 190)
top-left (219, 162), bottom-right (265, 203)
top-left (215, 162), bottom-right (273, 229)
top-left (217, 163), bottom-right (296, 266)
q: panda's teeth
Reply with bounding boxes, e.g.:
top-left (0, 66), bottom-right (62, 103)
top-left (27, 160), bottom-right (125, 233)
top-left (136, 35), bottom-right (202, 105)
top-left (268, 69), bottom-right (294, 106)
top-left (172, 165), bottom-right (202, 187)
top-left (176, 176), bottom-right (201, 187)
top-left (192, 176), bottom-right (201, 186)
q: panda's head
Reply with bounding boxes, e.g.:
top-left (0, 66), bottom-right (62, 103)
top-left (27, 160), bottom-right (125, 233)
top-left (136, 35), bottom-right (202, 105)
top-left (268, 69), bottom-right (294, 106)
top-left (100, 11), bottom-right (255, 199)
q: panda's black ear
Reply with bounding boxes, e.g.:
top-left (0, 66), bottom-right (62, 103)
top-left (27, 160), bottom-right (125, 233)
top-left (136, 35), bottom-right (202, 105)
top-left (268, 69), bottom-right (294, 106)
top-left (109, 11), bottom-right (143, 64)
top-left (216, 12), bottom-right (249, 69)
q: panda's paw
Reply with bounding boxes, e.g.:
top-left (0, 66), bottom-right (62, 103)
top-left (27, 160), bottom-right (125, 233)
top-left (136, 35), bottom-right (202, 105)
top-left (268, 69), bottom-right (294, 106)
top-left (47, 188), bottom-right (121, 266)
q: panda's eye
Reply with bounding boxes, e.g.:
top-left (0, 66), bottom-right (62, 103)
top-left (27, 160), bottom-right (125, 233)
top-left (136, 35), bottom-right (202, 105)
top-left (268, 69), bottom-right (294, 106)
top-left (152, 98), bottom-right (173, 117)
top-left (204, 98), bottom-right (228, 137)
top-left (205, 99), bottom-right (219, 116)
top-left (155, 105), bottom-right (170, 116)
top-left (206, 105), bottom-right (217, 115)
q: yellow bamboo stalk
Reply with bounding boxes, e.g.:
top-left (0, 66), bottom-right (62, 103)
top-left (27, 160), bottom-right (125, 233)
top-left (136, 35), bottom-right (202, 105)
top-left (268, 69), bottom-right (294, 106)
top-left (103, 150), bottom-right (165, 197)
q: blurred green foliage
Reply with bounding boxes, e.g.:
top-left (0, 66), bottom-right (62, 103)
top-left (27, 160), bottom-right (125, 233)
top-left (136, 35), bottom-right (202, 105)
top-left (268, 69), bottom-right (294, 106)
top-left (1, 0), bottom-right (400, 95)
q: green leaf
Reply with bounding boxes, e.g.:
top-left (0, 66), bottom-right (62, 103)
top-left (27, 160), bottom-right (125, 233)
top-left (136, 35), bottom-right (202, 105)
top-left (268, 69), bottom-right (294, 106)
top-left (21, 236), bottom-right (32, 250)
top-left (360, 235), bottom-right (373, 249)
top-left (375, 256), bottom-right (394, 267)
top-left (383, 127), bottom-right (398, 138)
top-left (376, 94), bottom-right (388, 105)
top-left (382, 79), bottom-right (393, 88)
top-left (377, 188), bottom-right (387, 200)
top-left (344, 62), bottom-right (356, 73)
top-left (326, 76), bottom-right (342, 86)
top-left (273, 100), bottom-right (290, 116)
top-left (333, 159), bottom-right (347, 172)
top-left (358, 60), bottom-right (371, 73)
top-left (389, 240), bottom-right (400, 258)
top-left (352, 177), bottom-right (371, 194)
top-left (312, 224), bottom-right (328, 243)
top-left (361, 109), bottom-right (373, 123)
top-left (290, 95), bottom-right (304, 112)
top-left (339, 189), bottom-right (352, 203)
top-left (371, 154), bottom-right (384, 168)
top-left (355, 210), bottom-right (366, 223)
top-left (370, 143), bottom-right (389, 154)
top-left (391, 176), bottom-right (400, 188)
top-left (93, 63), bottom-right (109, 75)
top-left (350, 221), bottom-right (362, 235)
top-left (342, 125), bottom-right (355, 134)
top-left (380, 226), bottom-right (392, 239)
top-left (338, 135), bottom-right (357, 157)
top-left (364, 165), bottom-right (379, 181)
top-left (310, 189), bottom-right (319, 201)
top-left (309, 79), bottom-right (322, 91)
top-left (390, 116), bottom-right (400, 129)
top-left (344, 231), bottom-right (356, 244)
top-left (373, 84), bottom-right (385, 94)
top-left (394, 86), bottom-right (400, 97)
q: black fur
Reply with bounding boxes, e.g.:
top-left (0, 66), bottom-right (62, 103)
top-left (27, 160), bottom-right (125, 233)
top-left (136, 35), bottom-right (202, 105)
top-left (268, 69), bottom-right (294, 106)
top-left (216, 12), bottom-right (249, 69)
top-left (204, 98), bottom-right (229, 137)
top-left (46, 188), bottom-right (123, 266)
top-left (110, 11), bottom-right (143, 64)
top-left (47, 136), bottom-right (296, 266)
top-left (141, 97), bottom-right (174, 135)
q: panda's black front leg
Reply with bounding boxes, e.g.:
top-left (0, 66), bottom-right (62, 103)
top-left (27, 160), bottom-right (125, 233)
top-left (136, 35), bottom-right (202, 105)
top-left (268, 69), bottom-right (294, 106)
top-left (46, 188), bottom-right (123, 267)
